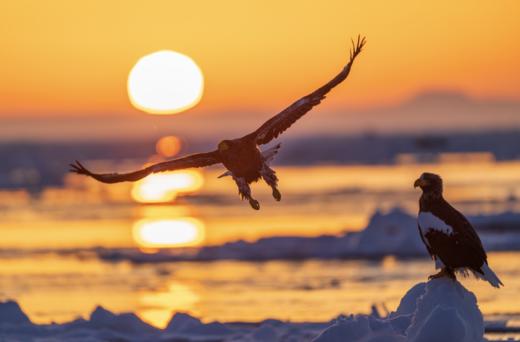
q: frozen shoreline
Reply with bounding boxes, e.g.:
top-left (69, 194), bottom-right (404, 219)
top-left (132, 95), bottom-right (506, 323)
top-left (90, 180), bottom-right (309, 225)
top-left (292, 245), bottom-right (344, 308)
top-left (1, 278), bottom-right (515, 341)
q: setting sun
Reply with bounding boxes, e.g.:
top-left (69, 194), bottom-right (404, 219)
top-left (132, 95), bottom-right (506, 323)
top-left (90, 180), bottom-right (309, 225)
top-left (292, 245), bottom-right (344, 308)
top-left (127, 50), bottom-right (204, 115)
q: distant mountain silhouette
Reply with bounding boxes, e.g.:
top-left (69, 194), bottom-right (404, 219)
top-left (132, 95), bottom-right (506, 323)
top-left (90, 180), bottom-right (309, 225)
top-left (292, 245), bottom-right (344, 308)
top-left (0, 90), bottom-right (518, 141)
top-left (404, 90), bottom-right (473, 106)
top-left (402, 90), bottom-right (518, 108)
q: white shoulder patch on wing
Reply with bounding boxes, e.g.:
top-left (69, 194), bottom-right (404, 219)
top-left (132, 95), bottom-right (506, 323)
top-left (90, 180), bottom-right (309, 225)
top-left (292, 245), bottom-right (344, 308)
top-left (296, 98), bottom-right (309, 106)
top-left (418, 212), bottom-right (454, 235)
top-left (261, 143), bottom-right (281, 164)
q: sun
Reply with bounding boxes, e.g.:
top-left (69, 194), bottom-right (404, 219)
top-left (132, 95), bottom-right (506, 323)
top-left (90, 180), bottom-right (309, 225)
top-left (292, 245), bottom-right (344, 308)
top-left (128, 50), bottom-right (204, 115)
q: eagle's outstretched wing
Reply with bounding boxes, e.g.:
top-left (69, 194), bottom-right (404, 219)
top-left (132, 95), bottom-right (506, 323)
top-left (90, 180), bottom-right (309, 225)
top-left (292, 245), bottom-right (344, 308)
top-left (70, 151), bottom-right (221, 184)
top-left (249, 35), bottom-right (366, 146)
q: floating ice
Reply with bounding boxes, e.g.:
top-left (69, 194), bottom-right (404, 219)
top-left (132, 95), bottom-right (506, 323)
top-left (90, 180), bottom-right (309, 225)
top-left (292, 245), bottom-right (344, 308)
top-left (0, 278), bottom-right (496, 341)
top-left (93, 208), bottom-right (520, 263)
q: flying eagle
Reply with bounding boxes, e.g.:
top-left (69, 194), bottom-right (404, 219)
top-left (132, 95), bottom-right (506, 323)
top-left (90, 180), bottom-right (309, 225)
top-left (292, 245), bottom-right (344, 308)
top-left (414, 172), bottom-right (503, 288)
top-left (70, 36), bottom-right (366, 210)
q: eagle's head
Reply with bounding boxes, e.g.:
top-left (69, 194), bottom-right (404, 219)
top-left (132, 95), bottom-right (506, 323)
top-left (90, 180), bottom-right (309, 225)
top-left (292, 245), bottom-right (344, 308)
top-left (414, 172), bottom-right (443, 195)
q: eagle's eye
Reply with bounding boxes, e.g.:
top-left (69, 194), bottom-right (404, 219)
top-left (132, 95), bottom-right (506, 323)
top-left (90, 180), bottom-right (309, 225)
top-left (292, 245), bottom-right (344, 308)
top-left (218, 141), bottom-right (229, 151)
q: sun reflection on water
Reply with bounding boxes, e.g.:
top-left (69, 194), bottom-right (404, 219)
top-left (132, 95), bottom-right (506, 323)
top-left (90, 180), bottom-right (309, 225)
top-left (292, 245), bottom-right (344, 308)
top-left (155, 136), bottom-right (182, 158)
top-left (137, 281), bottom-right (200, 328)
top-left (132, 217), bottom-right (205, 248)
top-left (131, 170), bottom-right (204, 203)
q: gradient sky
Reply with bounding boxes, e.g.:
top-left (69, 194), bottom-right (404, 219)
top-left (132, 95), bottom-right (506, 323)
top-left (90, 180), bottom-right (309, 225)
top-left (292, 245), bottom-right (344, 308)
top-left (1, 0), bottom-right (519, 119)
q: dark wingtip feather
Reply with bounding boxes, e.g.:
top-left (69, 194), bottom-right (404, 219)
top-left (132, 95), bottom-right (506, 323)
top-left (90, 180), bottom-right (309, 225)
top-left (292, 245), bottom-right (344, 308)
top-left (345, 35), bottom-right (365, 65)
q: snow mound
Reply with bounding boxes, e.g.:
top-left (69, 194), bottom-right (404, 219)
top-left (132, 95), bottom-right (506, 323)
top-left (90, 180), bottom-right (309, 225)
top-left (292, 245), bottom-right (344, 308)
top-left (89, 305), bottom-right (157, 334)
top-left (165, 311), bottom-right (203, 332)
top-left (0, 278), bottom-right (492, 341)
top-left (0, 300), bottom-right (31, 325)
top-left (314, 278), bottom-right (484, 342)
top-left (404, 278), bottom-right (483, 342)
top-left (349, 208), bottom-right (425, 257)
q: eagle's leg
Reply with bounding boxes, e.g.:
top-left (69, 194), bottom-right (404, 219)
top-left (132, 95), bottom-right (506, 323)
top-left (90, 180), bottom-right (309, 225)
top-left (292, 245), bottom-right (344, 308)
top-left (233, 175), bottom-right (260, 210)
top-left (428, 267), bottom-right (456, 280)
top-left (261, 164), bottom-right (281, 201)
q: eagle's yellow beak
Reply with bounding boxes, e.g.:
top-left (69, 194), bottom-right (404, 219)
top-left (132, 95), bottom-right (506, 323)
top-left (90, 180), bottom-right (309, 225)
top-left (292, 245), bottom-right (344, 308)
top-left (414, 178), bottom-right (428, 188)
top-left (218, 141), bottom-right (229, 151)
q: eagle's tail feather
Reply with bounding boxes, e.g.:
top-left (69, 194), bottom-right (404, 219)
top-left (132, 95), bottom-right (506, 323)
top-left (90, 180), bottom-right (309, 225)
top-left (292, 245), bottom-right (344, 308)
top-left (477, 263), bottom-right (503, 288)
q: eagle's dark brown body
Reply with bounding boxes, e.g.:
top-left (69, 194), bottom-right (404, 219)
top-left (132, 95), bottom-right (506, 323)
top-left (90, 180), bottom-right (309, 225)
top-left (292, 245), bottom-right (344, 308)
top-left (219, 138), bottom-right (264, 183)
top-left (419, 196), bottom-right (485, 271)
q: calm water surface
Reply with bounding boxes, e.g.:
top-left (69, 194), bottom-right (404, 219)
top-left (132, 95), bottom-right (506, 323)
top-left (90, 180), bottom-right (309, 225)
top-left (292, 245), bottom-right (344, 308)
top-left (0, 253), bottom-right (518, 329)
top-left (0, 161), bottom-right (519, 329)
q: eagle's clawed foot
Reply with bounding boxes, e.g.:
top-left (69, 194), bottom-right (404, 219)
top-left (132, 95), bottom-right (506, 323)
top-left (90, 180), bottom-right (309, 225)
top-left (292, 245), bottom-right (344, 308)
top-left (249, 199), bottom-right (260, 210)
top-left (272, 188), bottom-right (282, 201)
top-left (69, 160), bottom-right (91, 176)
top-left (428, 268), bottom-right (456, 280)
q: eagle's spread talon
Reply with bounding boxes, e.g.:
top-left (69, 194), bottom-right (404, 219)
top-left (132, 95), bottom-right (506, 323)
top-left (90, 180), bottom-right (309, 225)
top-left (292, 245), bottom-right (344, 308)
top-left (272, 188), bottom-right (281, 201)
top-left (428, 268), bottom-right (455, 280)
top-left (249, 199), bottom-right (260, 210)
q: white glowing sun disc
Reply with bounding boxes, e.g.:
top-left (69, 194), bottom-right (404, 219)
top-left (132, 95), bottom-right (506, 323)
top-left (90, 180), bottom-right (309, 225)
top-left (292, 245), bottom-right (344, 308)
top-left (128, 50), bottom-right (204, 115)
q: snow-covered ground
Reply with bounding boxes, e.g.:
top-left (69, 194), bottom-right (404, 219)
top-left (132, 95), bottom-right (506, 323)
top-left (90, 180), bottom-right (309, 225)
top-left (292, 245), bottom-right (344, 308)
top-left (94, 208), bottom-right (520, 263)
top-left (1, 278), bottom-right (515, 341)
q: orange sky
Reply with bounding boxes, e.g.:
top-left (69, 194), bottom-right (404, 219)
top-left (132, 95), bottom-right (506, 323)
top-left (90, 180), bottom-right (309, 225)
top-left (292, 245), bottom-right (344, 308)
top-left (1, 0), bottom-right (519, 118)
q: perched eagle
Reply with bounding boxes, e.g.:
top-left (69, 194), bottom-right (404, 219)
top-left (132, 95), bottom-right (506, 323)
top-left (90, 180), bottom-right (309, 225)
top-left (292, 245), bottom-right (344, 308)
top-left (70, 36), bottom-right (366, 210)
top-left (414, 172), bottom-right (503, 288)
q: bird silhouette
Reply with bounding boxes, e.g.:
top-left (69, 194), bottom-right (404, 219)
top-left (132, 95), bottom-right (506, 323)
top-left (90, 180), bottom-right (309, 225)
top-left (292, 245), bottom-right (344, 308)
top-left (70, 36), bottom-right (366, 209)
